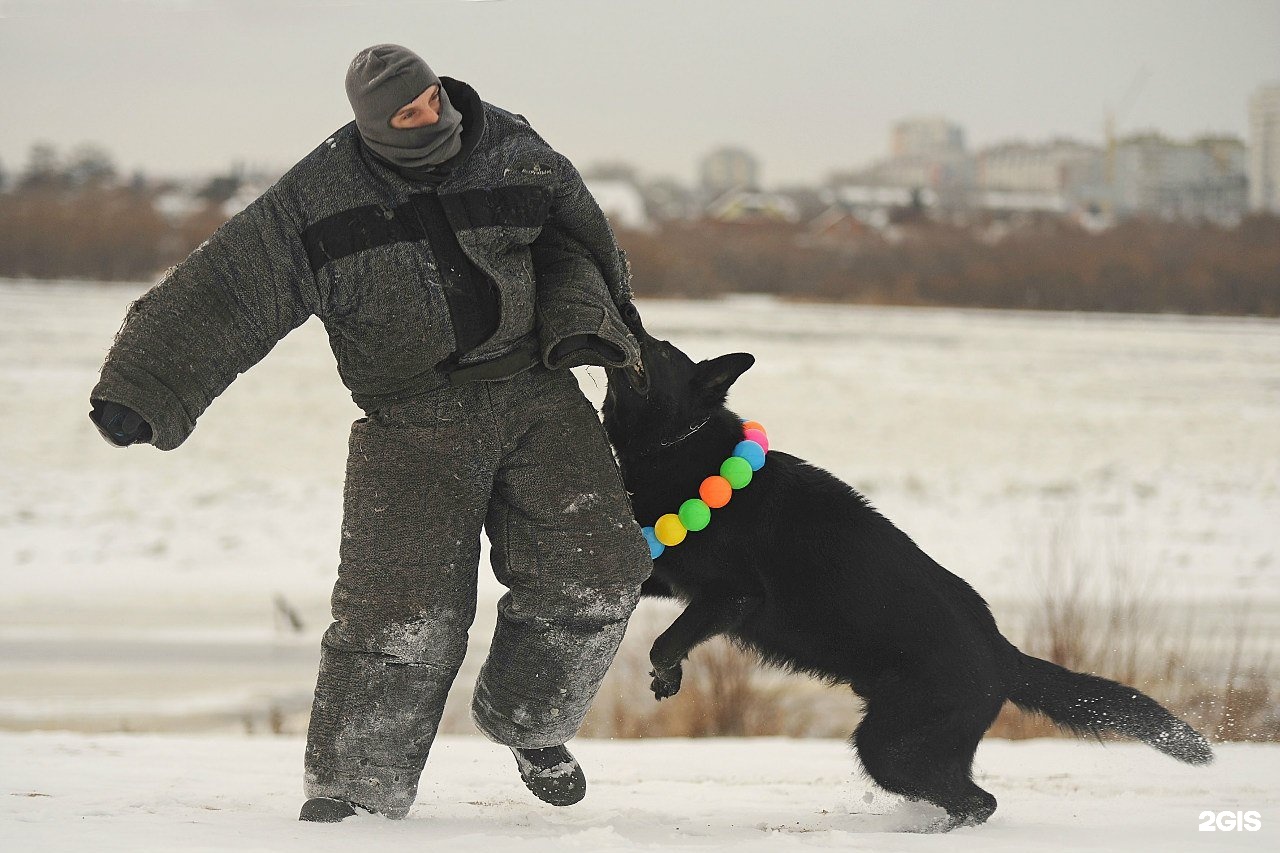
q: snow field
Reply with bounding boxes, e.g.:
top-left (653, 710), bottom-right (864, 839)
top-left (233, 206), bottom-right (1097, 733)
top-left (2, 733), bottom-right (1276, 852)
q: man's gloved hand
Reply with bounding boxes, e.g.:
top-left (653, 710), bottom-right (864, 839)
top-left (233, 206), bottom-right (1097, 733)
top-left (89, 399), bottom-right (153, 447)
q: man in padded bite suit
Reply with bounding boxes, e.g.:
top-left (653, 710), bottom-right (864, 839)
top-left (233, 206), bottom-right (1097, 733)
top-left (88, 43), bottom-right (652, 822)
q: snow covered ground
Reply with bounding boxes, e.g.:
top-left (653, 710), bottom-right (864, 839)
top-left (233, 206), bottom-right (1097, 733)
top-left (2, 279), bottom-right (1277, 732)
top-left (1, 279), bottom-right (1278, 848)
top-left (2, 733), bottom-right (1276, 852)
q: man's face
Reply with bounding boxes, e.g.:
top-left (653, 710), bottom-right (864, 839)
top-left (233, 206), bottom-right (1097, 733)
top-left (389, 84), bottom-right (443, 129)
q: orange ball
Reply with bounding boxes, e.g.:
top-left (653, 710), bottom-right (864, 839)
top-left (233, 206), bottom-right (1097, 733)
top-left (742, 420), bottom-right (767, 437)
top-left (699, 475), bottom-right (733, 509)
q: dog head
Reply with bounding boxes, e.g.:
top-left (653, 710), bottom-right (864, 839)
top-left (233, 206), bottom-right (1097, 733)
top-left (603, 328), bottom-right (754, 456)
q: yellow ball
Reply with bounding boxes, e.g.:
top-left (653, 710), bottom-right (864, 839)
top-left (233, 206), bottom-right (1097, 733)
top-left (654, 513), bottom-right (688, 547)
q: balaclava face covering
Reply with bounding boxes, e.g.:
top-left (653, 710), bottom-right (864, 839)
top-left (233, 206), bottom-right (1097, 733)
top-left (345, 44), bottom-right (463, 170)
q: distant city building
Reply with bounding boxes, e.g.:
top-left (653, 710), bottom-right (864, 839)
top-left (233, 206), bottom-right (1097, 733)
top-left (584, 178), bottom-right (652, 231)
top-left (704, 188), bottom-right (801, 224)
top-left (856, 116), bottom-right (970, 213)
top-left (152, 188), bottom-right (207, 222)
top-left (699, 147), bottom-right (759, 194)
top-left (821, 184), bottom-right (936, 230)
top-left (639, 178), bottom-right (699, 222)
top-left (977, 139), bottom-right (1101, 193)
top-left (827, 117), bottom-right (970, 222)
top-left (152, 172), bottom-right (275, 221)
top-left (1111, 133), bottom-right (1247, 225)
top-left (973, 139), bottom-right (1105, 217)
top-left (891, 117), bottom-right (966, 159)
top-left (861, 156), bottom-right (965, 191)
top-left (1248, 84), bottom-right (1280, 213)
top-left (804, 204), bottom-right (876, 244)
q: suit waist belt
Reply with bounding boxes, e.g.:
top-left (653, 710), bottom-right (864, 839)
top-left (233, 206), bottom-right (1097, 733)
top-left (446, 339), bottom-right (540, 386)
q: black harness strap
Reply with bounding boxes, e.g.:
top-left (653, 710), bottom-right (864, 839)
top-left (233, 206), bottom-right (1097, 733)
top-left (300, 186), bottom-right (553, 273)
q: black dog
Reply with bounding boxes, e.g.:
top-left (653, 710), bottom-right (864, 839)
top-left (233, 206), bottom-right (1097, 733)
top-left (602, 329), bottom-right (1212, 831)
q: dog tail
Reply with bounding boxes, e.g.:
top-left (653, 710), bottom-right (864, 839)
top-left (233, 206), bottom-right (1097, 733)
top-left (1007, 650), bottom-right (1213, 765)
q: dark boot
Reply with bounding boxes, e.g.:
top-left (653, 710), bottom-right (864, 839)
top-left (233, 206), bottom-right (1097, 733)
top-left (298, 797), bottom-right (368, 822)
top-left (510, 745), bottom-right (587, 806)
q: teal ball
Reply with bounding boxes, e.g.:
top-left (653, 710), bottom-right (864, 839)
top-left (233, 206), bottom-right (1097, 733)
top-left (641, 526), bottom-right (665, 559)
top-left (734, 439), bottom-right (766, 471)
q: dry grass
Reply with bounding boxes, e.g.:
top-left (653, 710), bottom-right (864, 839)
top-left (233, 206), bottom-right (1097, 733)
top-left (580, 609), bottom-right (855, 740)
top-left (990, 524), bottom-right (1278, 742)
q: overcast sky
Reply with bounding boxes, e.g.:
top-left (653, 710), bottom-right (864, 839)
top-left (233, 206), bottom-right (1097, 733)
top-left (2, 0), bottom-right (1278, 187)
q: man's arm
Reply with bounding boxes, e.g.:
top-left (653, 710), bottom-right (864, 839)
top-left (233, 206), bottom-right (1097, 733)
top-left (90, 187), bottom-right (317, 450)
top-left (530, 155), bottom-right (641, 370)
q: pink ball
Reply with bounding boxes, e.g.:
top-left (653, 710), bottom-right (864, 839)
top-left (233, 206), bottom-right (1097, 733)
top-left (743, 428), bottom-right (769, 453)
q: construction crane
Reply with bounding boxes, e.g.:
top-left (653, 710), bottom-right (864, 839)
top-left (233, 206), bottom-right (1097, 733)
top-left (1104, 67), bottom-right (1150, 215)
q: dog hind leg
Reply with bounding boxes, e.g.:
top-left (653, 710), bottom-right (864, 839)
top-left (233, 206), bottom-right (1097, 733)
top-left (853, 689), bottom-right (1001, 831)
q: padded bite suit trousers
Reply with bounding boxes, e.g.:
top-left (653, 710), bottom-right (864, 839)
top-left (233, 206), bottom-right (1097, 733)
top-left (303, 365), bottom-right (650, 817)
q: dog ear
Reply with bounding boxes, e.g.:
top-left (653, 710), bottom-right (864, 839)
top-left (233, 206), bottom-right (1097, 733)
top-left (692, 353), bottom-right (755, 403)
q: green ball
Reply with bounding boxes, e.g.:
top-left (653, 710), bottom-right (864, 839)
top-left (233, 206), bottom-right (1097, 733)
top-left (678, 498), bottom-right (712, 532)
top-left (720, 456), bottom-right (753, 489)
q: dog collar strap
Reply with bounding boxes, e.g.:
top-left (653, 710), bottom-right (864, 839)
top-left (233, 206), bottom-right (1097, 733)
top-left (658, 416), bottom-right (712, 448)
top-left (640, 420), bottom-right (769, 559)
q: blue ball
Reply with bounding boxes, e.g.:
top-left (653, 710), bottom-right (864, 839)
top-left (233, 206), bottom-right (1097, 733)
top-left (733, 439), bottom-right (767, 471)
top-left (641, 526), bottom-right (665, 559)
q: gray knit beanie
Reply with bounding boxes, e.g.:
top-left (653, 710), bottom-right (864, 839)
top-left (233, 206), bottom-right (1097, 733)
top-left (345, 44), bottom-right (463, 169)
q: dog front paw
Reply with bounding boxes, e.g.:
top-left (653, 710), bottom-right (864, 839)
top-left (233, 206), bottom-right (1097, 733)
top-left (649, 664), bottom-right (683, 700)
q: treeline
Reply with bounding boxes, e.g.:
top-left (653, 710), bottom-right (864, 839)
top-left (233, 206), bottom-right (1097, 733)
top-left (620, 215), bottom-right (1280, 317)
top-left (0, 144), bottom-right (234, 281)
top-left (2, 144), bottom-right (1278, 316)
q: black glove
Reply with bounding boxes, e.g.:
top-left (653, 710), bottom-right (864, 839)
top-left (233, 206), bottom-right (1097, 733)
top-left (89, 399), bottom-right (153, 447)
top-left (619, 300), bottom-right (645, 336)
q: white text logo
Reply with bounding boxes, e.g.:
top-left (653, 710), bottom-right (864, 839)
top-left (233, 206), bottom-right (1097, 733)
top-left (1198, 811), bottom-right (1262, 832)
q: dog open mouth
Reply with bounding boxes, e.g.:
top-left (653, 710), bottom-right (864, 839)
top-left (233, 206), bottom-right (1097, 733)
top-left (622, 356), bottom-right (650, 395)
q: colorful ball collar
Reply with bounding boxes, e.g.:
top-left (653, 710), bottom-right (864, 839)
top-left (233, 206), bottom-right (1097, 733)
top-left (641, 420), bottom-right (769, 559)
